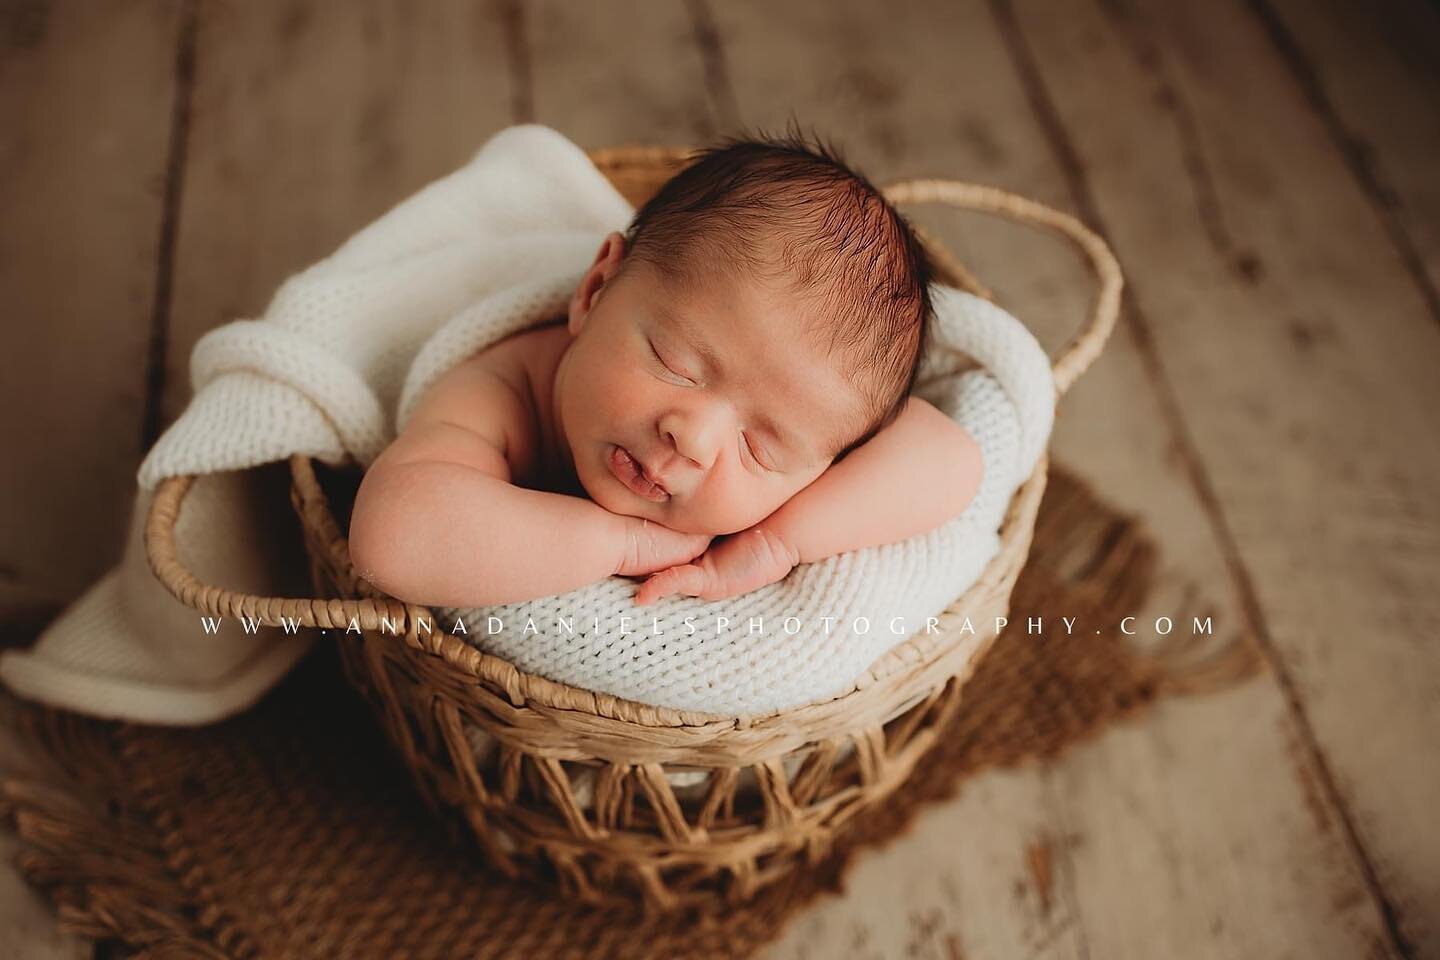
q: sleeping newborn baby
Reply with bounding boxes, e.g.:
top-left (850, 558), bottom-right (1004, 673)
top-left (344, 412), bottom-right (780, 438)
top-left (348, 135), bottom-right (984, 610)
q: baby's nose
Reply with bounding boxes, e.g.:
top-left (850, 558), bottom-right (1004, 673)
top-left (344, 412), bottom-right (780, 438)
top-left (661, 409), bottom-right (726, 470)
top-left (664, 427), bottom-right (712, 470)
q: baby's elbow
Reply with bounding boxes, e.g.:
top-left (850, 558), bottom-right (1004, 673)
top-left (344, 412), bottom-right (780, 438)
top-left (347, 522), bottom-right (393, 597)
top-left (347, 470), bottom-right (417, 600)
top-left (347, 512), bottom-right (399, 599)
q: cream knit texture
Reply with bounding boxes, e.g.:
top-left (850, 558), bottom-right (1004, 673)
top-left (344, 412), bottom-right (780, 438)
top-left (0, 124), bottom-right (1053, 723)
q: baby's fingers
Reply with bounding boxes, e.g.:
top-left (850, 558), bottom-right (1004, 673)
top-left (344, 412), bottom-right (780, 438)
top-left (634, 565), bottom-right (705, 606)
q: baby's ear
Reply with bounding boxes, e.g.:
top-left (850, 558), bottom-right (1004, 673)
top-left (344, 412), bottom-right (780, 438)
top-left (569, 232), bottom-right (627, 334)
top-left (566, 280), bottom-right (594, 335)
top-left (567, 262), bottom-right (606, 333)
top-left (595, 231), bottom-right (627, 276)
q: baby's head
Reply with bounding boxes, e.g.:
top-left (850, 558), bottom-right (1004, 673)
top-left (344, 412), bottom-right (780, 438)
top-left (554, 132), bottom-right (933, 535)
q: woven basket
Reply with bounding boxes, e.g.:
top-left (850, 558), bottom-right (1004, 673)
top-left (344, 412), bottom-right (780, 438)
top-left (145, 146), bottom-right (1121, 912)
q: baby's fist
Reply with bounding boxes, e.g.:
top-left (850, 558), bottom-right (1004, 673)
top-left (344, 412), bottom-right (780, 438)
top-left (615, 516), bottom-right (712, 578)
top-left (634, 525), bottom-right (800, 606)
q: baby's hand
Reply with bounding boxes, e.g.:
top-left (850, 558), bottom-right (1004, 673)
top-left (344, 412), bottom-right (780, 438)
top-left (615, 517), bottom-right (713, 578)
top-left (633, 526), bottom-right (800, 606)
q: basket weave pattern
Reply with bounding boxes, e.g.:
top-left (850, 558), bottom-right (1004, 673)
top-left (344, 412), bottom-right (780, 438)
top-left (147, 146), bottom-right (1121, 912)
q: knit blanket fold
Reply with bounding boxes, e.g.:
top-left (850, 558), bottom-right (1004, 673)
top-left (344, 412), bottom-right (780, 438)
top-left (0, 124), bottom-right (1054, 724)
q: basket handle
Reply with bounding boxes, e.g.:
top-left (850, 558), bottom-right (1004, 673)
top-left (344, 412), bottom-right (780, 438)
top-left (882, 179), bottom-right (1123, 399)
top-left (144, 455), bottom-right (413, 630)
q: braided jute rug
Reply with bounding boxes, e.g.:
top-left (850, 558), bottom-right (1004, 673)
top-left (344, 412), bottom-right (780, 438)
top-left (0, 464), bottom-right (1260, 959)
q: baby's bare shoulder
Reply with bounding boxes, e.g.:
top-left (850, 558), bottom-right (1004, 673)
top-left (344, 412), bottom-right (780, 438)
top-left (469, 322), bottom-right (567, 390)
top-left (428, 322), bottom-right (567, 482)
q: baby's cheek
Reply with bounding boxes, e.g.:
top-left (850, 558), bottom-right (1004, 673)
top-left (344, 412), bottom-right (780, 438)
top-left (594, 363), bottom-right (659, 425)
top-left (685, 475), bottom-right (790, 537)
top-left (574, 358), bottom-right (623, 411)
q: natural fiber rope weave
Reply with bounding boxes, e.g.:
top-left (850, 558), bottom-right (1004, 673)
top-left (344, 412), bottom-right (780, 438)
top-left (142, 146), bottom-right (1123, 910)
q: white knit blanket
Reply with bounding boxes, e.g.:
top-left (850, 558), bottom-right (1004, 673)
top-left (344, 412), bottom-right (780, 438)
top-left (0, 124), bottom-right (1053, 724)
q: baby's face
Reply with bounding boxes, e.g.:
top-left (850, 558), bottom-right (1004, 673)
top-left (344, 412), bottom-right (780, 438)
top-left (553, 234), bottom-right (870, 536)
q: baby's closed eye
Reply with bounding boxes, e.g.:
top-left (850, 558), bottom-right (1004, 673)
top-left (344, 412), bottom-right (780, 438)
top-left (743, 433), bottom-right (777, 471)
top-left (647, 339), bottom-right (695, 386)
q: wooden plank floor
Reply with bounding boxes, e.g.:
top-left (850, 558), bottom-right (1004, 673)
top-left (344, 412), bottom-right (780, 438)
top-left (1, 1), bottom-right (1436, 957)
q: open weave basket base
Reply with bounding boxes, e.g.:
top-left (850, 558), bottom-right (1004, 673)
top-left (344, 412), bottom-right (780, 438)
top-left (0, 465), bottom-right (1261, 960)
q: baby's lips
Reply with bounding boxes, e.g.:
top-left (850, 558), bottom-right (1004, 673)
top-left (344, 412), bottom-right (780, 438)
top-left (611, 445), bottom-right (671, 501)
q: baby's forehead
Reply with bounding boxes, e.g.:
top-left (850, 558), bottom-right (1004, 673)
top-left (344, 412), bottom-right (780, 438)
top-left (642, 264), bottom-right (836, 360)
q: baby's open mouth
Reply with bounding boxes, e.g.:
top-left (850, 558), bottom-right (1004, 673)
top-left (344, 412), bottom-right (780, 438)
top-left (609, 445), bottom-right (670, 501)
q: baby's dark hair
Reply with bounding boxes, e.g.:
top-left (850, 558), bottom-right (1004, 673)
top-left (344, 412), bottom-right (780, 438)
top-left (618, 130), bottom-right (933, 463)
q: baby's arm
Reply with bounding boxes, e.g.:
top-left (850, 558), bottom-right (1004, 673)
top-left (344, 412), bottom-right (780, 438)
top-left (759, 397), bottom-right (982, 563)
top-left (350, 359), bottom-right (709, 608)
top-left (634, 398), bottom-right (981, 605)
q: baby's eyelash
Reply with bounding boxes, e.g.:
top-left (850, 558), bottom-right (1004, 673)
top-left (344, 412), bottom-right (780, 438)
top-left (744, 434), bottom-right (774, 471)
top-left (648, 341), bottom-right (693, 384)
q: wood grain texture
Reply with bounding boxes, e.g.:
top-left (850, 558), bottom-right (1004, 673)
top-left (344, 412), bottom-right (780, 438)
top-left (1256, 0), bottom-right (1440, 323)
top-left (0, 0), bottom-right (181, 611)
top-left (763, 770), bottom-right (1088, 960)
top-left (527, 0), bottom-right (720, 150)
top-left (1010, 0), bottom-right (1438, 951)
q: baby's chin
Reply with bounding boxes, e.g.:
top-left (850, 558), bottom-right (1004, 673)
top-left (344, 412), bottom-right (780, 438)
top-left (577, 469), bottom-right (679, 527)
top-left (604, 498), bottom-right (718, 536)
